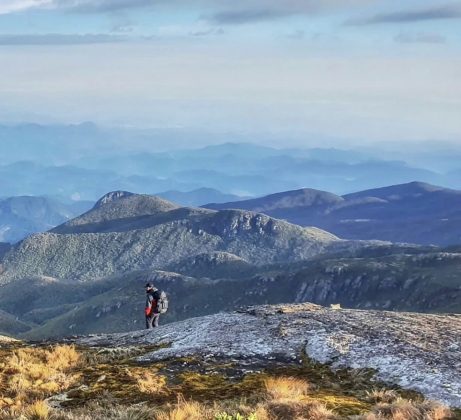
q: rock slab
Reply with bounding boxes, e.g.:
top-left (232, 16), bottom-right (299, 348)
top-left (77, 303), bottom-right (461, 407)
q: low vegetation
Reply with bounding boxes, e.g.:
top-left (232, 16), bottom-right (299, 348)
top-left (0, 343), bottom-right (457, 419)
top-left (0, 344), bottom-right (81, 417)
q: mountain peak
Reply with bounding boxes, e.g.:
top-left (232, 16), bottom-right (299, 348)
top-left (94, 191), bottom-right (135, 208)
top-left (55, 192), bottom-right (180, 230)
top-left (205, 187), bottom-right (343, 213)
top-left (344, 181), bottom-right (458, 201)
top-left (405, 181), bottom-right (448, 192)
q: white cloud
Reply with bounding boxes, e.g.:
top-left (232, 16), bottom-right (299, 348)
top-left (0, 0), bottom-right (372, 17)
top-left (0, 0), bottom-right (52, 15)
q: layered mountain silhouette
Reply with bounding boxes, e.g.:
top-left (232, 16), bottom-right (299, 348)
top-left (1, 247), bottom-right (460, 339)
top-left (206, 182), bottom-right (461, 246)
top-left (0, 195), bottom-right (92, 243)
top-left (4, 125), bottom-right (460, 200)
top-left (156, 188), bottom-right (248, 207)
top-left (0, 191), bottom-right (357, 283)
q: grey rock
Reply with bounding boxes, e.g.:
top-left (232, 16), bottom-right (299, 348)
top-left (76, 303), bottom-right (461, 407)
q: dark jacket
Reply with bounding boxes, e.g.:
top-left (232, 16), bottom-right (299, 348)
top-left (145, 288), bottom-right (160, 316)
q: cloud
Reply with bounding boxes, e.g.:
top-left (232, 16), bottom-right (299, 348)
top-left (52, 0), bottom-right (367, 15)
top-left (0, 33), bottom-right (125, 45)
top-left (1, 0), bottom-right (373, 21)
top-left (54, 0), bottom-right (152, 13)
top-left (346, 3), bottom-right (461, 25)
top-left (394, 32), bottom-right (447, 44)
top-left (190, 27), bottom-right (224, 37)
top-left (0, 0), bottom-right (52, 14)
top-left (111, 23), bottom-right (134, 33)
top-left (0, 0), bottom-right (152, 14)
top-left (207, 9), bottom-right (293, 25)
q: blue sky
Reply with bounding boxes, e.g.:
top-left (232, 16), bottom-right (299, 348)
top-left (0, 0), bottom-right (460, 146)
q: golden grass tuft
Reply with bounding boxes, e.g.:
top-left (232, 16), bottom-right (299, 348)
top-left (251, 406), bottom-right (271, 420)
top-left (308, 402), bottom-right (339, 420)
top-left (263, 376), bottom-right (338, 419)
top-left (133, 370), bottom-right (167, 395)
top-left (314, 394), bottom-right (370, 416)
top-left (156, 398), bottom-right (211, 420)
top-left (368, 397), bottom-right (453, 420)
top-left (264, 376), bottom-right (310, 401)
top-left (27, 400), bottom-right (50, 420)
top-left (267, 399), bottom-right (337, 420)
top-left (46, 345), bottom-right (80, 371)
top-left (0, 344), bottom-right (81, 417)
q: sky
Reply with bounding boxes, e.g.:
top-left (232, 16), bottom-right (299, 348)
top-left (0, 0), bottom-right (460, 146)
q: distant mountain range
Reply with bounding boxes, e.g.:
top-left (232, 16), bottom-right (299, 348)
top-left (0, 196), bottom-right (92, 243)
top-left (156, 188), bottom-right (249, 207)
top-left (3, 181), bottom-right (461, 247)
top-left (0, 191), bottom-right (364, 284)
top-left (206, 181), bottom-right (461, 246)
top-left (1, 123), bottom-right (460, 341)
top-left (0, 188), bottom-right (459, 340)
top-left (2, 123), bottom-right (461, 200)
top-left (0, 146), bottom-right (450, 202)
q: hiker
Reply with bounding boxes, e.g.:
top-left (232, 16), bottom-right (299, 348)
top-left (145, 283), bottom-right (161, 329)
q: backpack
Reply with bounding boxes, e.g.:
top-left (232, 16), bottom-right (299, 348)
top-left (154, 290), bottom-right (169, 314)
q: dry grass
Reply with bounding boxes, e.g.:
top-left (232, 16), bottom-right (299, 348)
top-left (48, 401), bottom-right (153, 420)
top-left (263, 376), bottom-right (337, 420)
top-left (0, 345), bottom-right (81, 418)
top-left (365, 389), bottom-right (399, 404)
top-left (46, 346), bottom-right (80, 371)
top-left (130, 370), bottom-right (167, 395)
top-left (266, 399), bottom-right (337, 420)
top-left (0, 344), bottom-right (456, 420)
top-left (308, 403), bottom-right (339, 420)
top-left (27, 400), bottom-right (50, 420)
top-left (156, 397), bottom-right (212, 420)
top-left (363, 397), bottom-right (453, 420)
top-left (251, 406), bottom-right (271, 420)
top-left (264, 377), bottom-right (310, 401)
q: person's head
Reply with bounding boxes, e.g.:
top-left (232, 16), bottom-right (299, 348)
top-left (145, 282), bottom-right (154, 293)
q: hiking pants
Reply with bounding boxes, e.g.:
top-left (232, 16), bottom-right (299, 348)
top-left (146, 313), bottom-right (160, 329)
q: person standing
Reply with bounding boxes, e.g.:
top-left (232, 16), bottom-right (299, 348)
top-left (145, 282), bottom-right (161, 329)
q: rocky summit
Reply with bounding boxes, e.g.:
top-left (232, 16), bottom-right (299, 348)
top-left (76, 303), bottom-right (461, 408)
top-left (0, 191), bottom-right (382, 284)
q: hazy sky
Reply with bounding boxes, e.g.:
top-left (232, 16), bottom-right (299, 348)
top-left (1, 0), bottom-right (460, 145)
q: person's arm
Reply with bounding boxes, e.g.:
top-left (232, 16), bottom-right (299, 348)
top-left (145, 294), bottom-right (153, 316)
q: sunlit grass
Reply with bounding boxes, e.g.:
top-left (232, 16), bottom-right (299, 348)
top-left (27, 400), bottom-right (50, 420)
top-left (367, 397), bottom-right (454, 420)
top-left (0, 344), bottom-right (456, 420)
top-left (0, 345), bottom-right (81, 417)
top-left (264, 376), bottom-right (310, 401)
top-left (156, 397), bottom-right (212, 420)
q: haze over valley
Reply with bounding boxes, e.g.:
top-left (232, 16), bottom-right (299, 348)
top-left (1, 0), bottom-right (460, 418)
